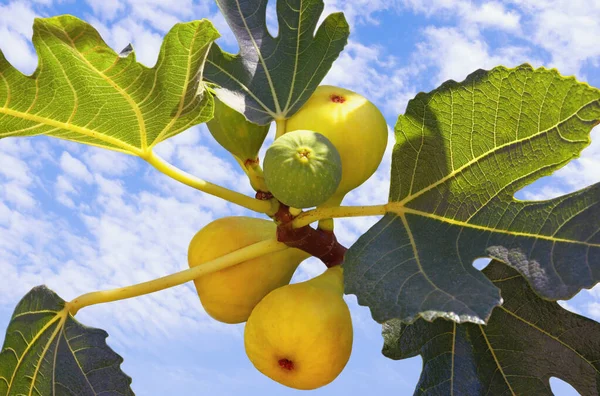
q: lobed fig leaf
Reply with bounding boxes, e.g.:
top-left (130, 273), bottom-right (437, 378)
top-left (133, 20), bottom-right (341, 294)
top-left (0, 15), bottom-right (219, 156)
top-left (344, 64), bottom-right (600, 326)
top-left (204, 0), bottom-right (349, 124)
top-left (244, 266), bottom-right (353, 390)
top-left (187, 216), bottom-right (309, 324)
top-left (263, 130), bottom-right (342, 208)
top-left (0, 286), bottom-right (132, 395)
top-left (382, 261), bottom-right (600, 395)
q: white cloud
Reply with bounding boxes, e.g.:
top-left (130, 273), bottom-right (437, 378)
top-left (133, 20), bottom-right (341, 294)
top-left (399, 0), bottom-right (521, 32)
top-left (81, 147), bottom-right (138, 177)
top-left (86, 0), bottom-right (125, 21)
top-left (464, 2), bottom-right (521, 32)
top-left (507, 0), bottom-right (600, 76)
top-left (0, 139), bottom-right (38, 209)
top-left (416, 26), bottom-right (537, 85)
top-left (0, 1), bottom-right (38, 74)
top-left (324, 41), bottom-right (418, 117)
top-left (88, 16), bottom-right (164, 67)
top-left (60, 151), bottom-right (93, 182)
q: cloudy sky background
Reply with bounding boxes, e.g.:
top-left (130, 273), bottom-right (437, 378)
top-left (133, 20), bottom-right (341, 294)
top-left (0, 0), bottom-right (599, 394)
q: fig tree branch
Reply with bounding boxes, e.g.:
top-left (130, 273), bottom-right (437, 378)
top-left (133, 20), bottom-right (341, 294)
top-left (291, 204), bottom-right (389, 229)
top-left (275, 119), bottom-right (287, 139)
top-left (67, 239), bottom-right (288, 315)
top-left (143, 150), bottom-right (278, 215)
top-left (235, 156), bottom-right (269, 192)
top-left (272, 203), bottom-right (347, 267)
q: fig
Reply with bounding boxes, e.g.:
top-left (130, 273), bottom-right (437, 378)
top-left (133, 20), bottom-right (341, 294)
top-left (263, 129), bottom-right (342, 208)
top-left (187, 216), bottom-right (309, 324)
top-left (206, 96), bottom-right (269, 163)
top-left (286, 85), bottom-right (388, 207)
top-left (244, 266), bottom-right (353, 390)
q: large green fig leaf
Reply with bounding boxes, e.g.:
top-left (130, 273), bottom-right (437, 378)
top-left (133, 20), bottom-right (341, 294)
top-left (344, 64), bottom-right (600, 324)
top-left (0, 15), bottom-right (219, 156)
top-left (0, 286), bottom-right (133, 395)
top-left (382, 261), bottom-right (600, 396)
top-left (204, 0), bottom-right (349, 124)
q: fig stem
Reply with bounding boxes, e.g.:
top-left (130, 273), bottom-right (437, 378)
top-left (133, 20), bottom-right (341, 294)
top-left (143, 150), bottom-right (277, 215)
top-left (291, 204), bottom-right (389, 228)
top-left (236, 156), bottom-right (270, 192)
top-left (275, 118), bottom-right (287, 139)
top-left (67, 239), bottom-right (288, 315)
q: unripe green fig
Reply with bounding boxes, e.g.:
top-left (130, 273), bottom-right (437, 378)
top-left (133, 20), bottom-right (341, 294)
top-left (207, 96), bottom-right (269, 163)
top-left (187, 216), bottom-right (309, 324)
top-left (263, 130), bottom-right (342, 208)
top-left (244, 266), bottom-right (353, 390)
top-left (286, 85), bottom-right (388, 207)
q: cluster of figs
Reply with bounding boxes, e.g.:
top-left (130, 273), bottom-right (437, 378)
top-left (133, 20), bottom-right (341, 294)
top-left (188, 86), bottom-right (388, 389)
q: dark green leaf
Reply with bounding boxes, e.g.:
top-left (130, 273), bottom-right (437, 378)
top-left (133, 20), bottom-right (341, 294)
top-left (0, 15), bottom-right (219, 156)
top-left (345, 64), bottom-right (600, 324)
top-left (204, 0), bottom-right (350, 124)
top-left (382, 261), bottom-right (600, 396)
top-left (0, 286), bottom-right (133, 396)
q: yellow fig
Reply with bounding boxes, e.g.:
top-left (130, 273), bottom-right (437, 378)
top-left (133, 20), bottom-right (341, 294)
top-left (286, 85), bottom-right (388, 208)
top-left (187, 216), bottom-right (309, 324)
top-left (244, 266), bottom-right (353, 390)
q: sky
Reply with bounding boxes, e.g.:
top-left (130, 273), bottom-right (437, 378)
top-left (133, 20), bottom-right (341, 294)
top-left (0, 0), bottom-right (599, 395)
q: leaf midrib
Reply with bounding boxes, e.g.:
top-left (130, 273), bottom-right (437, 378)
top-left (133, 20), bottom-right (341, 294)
top-left (6, 311), bottom-right (62, 394)
top-left (0, 107), bottom-right (143, 155)
top-left (391, 205), bottom-right (600, 248)
top-left (151, 24), bottom-right (204, 147)
top-left (397, 98), bottom-right (600, 207)
top-left (479, 324), bottom-right (517, 396)
top-left (58, 23), bottom-right (149, 151)
top-left (282, 0), bottom-right (303, 114)
top-left (234, 0), bottom-right (281, 115)
top-left (499, 306), bottom-right (599, 373)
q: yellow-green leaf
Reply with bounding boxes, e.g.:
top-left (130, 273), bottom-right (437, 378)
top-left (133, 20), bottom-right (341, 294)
top-left (0, 15), bottom-right (220, 156)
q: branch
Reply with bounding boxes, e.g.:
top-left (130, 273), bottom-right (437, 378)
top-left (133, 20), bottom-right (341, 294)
top-left (274, 204), bottom-right (347, 267)
top-left (275, 118), bottom-right (287, 139)
top-left (291, 204), bottom-right (389, 228)
top-left (67, 239), bottom-right (287, 315)
top-left (144, 150), bottom-right (278, 215)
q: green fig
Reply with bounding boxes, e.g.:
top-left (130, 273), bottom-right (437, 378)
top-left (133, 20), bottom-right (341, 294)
top-left (263, 130), bottom-right (342, 208)
top-left (207, 96), bottom-right (269, 163)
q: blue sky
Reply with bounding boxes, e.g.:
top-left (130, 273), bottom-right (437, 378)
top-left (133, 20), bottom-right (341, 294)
top-left (0, 0), bottom-right (599, 394)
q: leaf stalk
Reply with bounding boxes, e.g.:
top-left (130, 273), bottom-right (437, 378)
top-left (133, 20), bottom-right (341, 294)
top-left (292, 204), bottom-right (390, 228)
top-left (143, 150), bottom-right (277, 215)
top-left (67, 239), bottom-right (288, 315)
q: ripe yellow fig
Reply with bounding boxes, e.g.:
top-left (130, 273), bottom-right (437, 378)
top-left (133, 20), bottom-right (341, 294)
top-left (244, 266), bottom-right (353, 390)
top-left (286, 85), bottom-right (388, 207)
top-left (187, 217), bottom-right (309, 324)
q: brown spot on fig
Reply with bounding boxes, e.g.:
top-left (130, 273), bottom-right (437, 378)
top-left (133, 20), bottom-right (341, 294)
top-left (244, 157), bottom-right (260, 167)
top-left (330, 94), bottom-right (346, 103)
top-left (278, 358), bottom-right (295, 371)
